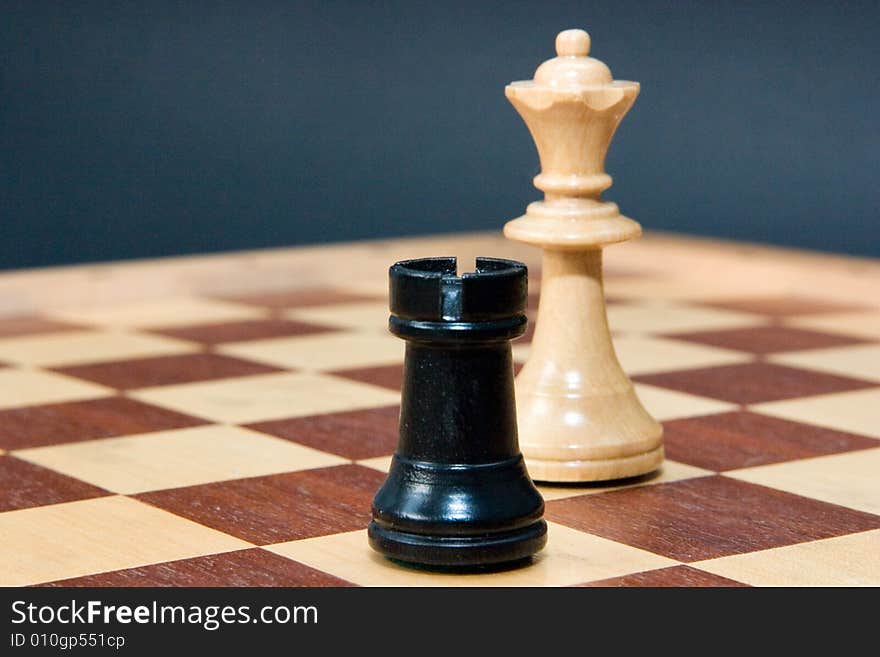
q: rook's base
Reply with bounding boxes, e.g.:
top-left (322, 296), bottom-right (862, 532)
top-left (367, 520), bottom-right (548, 568)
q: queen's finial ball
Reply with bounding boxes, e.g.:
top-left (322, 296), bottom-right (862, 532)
top-left (555, 29), bottom-right (590, 57)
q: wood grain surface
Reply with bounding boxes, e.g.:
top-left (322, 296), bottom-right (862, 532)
top-left (44, 548), bottom-right (352, 587)
top-left (633, 362), bottom-right (876, 405)
top-left (545, 475), bottom-right (880, 562)
top-left (662, 411), bottom-right (879, 471)
top-left (56, 353), bottom-right (282, 390)
top-left (0, 230), bottom-right (877, 586)
top-left (577, 565), bottom-right (748, 587)
top-left (0, 396), bottom-right (206, 450)
top-left (135, 464), bottom-right (386, 545)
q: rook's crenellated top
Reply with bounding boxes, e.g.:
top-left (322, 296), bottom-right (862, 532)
top-left (388, 257), bottom-right (528, 340)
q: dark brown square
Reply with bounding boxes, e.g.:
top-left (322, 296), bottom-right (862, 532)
top-left (0, 316), bottom-right (85, 338)
top-left (664, 326), bottom-right (870, 354)
top-left (545, 475), bottom-right (880, 562)
top-left (0, 456), bottom-right (108, 512)
top-left (41, 548), bottom-right (354, 587)
top-left (54, 353), bottom-right (282, 390)
top-left (329, 365), bottom-right (404, 392)
top-left (632, 362), bottom-right (875, 404)
top-left (520, 318), bottom-right (537, 343)
top-left (0, 396), bottom-right (207, 450)
top-left (150, 318), bottom-right (339, 345)
top-left (220, 288), bottom-right (382, 310)
top-left (136, 464), bottom-right (386, 545)
top-left (247, 405), bottom-right (400, 460)
top-left (604, 265), bottom-right (655, 280)
top-left (527, 293), bottom-right (540, 312)
top-left (662, 411), bottom-right (879, 471)
top-left (698, 295), bottom-right (870, 317)
top-left (575, 565), bottom-right (748, 587)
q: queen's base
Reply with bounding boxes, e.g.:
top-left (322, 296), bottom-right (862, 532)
top-left (524, 446), bottom-right (664, 483)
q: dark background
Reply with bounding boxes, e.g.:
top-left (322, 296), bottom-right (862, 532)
top-left (2, 1), bottom-right (878, 270)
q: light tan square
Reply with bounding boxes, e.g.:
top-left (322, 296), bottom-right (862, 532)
top-left (769, 344), bottom-right (880, 383)
top-left (0, 330), bottom-right (198, 367)
top-left (0, 496), bottom-right (250, 586)
top-left (786, 312), bottom-right (880, 340)
top-left (217, 331), bottom-right (403, 371)
top-left (633, 382), bottom-right (737, 421)
top-left (266, 522), bottom-right (677, 587)
top-left (0, 369), bottom-right (112, 410)
top-left (613, 335), bottom-right (750, 376)
top-left (692, 530), bottom-right (880, 586)
top-left (751, 388), bottom-right (880, 439)
top-left (285, 302), bottom-right (389, 332)
top-left (131, 371), bottom-right (399, 424)
top-left (14, 425), bottom-right (347, 494)
top-left (603, 277), bottom-right (791, 303)
top-left (606, 301), bottom-right (765, 335)
top-left (356, 455), bottom-right (397, 473)
top-left (725, 447), bottom-right (880, 515)
top-left (356, 456), bottom-right (712, 502)
top-left (48, 297), bottom-right (265, 329)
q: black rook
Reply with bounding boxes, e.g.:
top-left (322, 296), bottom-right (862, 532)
top-left (368, 256), bottom-right (547, 568)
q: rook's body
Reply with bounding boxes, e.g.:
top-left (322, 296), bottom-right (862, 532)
top-left (369, 257), bottom-right (546, 567)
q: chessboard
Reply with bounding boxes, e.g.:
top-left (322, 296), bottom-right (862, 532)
top-left (1, 231), bottom-right (879, 587)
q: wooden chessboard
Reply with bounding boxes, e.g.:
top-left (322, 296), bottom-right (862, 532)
top-left (1, 231), bottom-right (879, 587)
